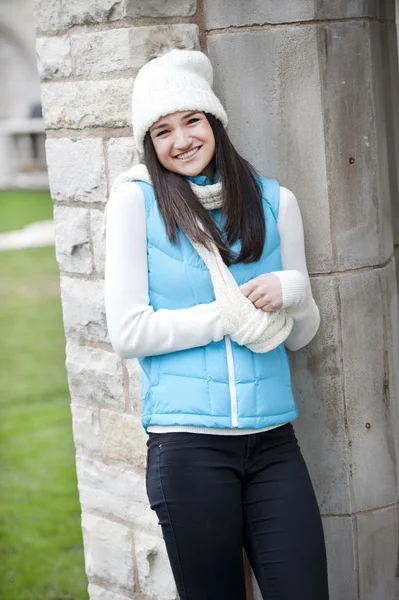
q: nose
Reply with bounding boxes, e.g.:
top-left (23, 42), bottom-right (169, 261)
top-left (173, 128), bottom-right (192, 152)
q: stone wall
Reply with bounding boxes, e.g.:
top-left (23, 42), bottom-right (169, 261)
top-left (34, 1), bottom-right (399, 598)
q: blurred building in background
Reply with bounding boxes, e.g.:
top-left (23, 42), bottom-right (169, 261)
top-left (0, 0), bottom-right (47, 188)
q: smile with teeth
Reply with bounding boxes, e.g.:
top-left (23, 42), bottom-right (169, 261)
top-left (175, 146), bottom-right (201, 160)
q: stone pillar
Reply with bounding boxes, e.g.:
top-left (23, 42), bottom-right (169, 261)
top-left (204, 1), bottom-right (399, 597)
top-left (34, 1), bottom-right (399, 599)
top-left (34, 3), bottom-right (199, 599)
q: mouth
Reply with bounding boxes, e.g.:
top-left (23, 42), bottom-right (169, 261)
top-left (174, 146), bottom-right (201, 160)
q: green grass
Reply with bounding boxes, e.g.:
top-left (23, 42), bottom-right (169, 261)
top-left (0, 189), bottom-right (53, 233)
top-left (0, 191), bottom-right (88, 600)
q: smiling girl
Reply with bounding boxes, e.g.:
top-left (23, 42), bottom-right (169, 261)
top-left (105, 30), bottom-right (329, 600)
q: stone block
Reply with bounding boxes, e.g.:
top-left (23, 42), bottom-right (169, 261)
top-left (81, 513), bottom-right (134, 591)
top-left (66, 340), bottom-right (124, 409)
top-left (207, 27), bottom-right (333, 274)
top-left (204, 0), bottom-right (315, 28)
top-left (60, 276), bottom-right (108, 342)
top-left (322, 516), bottom-right (358, 600)
top-left (88, 584), bottom-right (131, 600)
top-left (123, 0), bottom-right (196, 18)
top-left (134, 531), bottom-right (177, 600)
top-left (251, 574), bottom-right (262, 600)
top-left (357, 505), bottom-right (399, 600)
top-left (100, 409), bottom-right (147, 469)
top-left (34, 0), bottom-right (125, 31)
top-left (41, 79), bottom-right (132, 130)
top-left (72, 29), bottom-right (132, 76)
top-left (71, 25), bottom-right (199, 77)
top-left (46, 138), bottom-right (107, 204)
top-left (395, 248), bottom-right (399, 288)
top-left (204, 0), bottom-right (384, 28)
top-left (378, 259), bottom-right (399, 487)
top-left (91, 209), bottom-right (105, 276)
top-left (53, 206), bottom-right (91, 274)
top-left (107, 137), bottom-right (140, 188)
top-left (339, 267), bottom-right (397, 511)
top-left (208, 22), bottom-right (393, 272)
top-left (381, 22), bottom-right (399, 245)
top-left (317, 21), bottom-right (393, 270)
top-left (125, 359), bottom-right (142, 414)
top-left (289, 276), bottom-right (351, 514)
top-left (71, 404), bottom-right (101, 454)
top-left (76, 456), bottom-right (159, 530)
top-left (36, 36), bottom-right (72, 79)
top-left (34, 0), bottom-right (196, 31)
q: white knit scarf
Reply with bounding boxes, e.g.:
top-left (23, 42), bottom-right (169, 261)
top-left (108, 165), bottom-right (293, 353)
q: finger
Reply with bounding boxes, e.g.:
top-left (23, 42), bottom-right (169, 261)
top-left (247, 289), bottom-right (264, 304)
top-left (260, 302), bottom-right (275, 313)
top-left (240, 280), bottom-right (258, 296)
top-left (254, 296), bottom-right (269, 309)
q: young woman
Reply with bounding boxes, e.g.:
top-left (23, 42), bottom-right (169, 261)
top-left (105, 31), bottom-right (329, 600)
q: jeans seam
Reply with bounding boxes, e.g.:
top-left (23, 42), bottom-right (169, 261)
top-left (244, 504), bottom-right (270, 600)
top-left (157, 445), bottom-right (188, 600)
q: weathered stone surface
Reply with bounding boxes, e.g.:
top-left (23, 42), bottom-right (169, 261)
top-left (134, 531), bottom-right (177, 600)
top-left (107, 137), bottom-right (139, 188)
top-left (71, 25), bottom-right (199, 77)
top-left (76, 456), bottom-right (159, 530)
top-left (72, 29), bottom-right (132, 76)
top-left (71, 404), bottom-right (101, 454)
top-left (88, 584), bottom-right (131, 600)
top-left (100, 409), bottom-right (147, 469)
top-left (317, 21), bottom-right (393, 270)
top-left (357, 505), bottom-right (399, 599)
top-left (81, 513), bottom-right (134, 591)
top-left (204, 0), bottom-right (314, 27)
top-left (289, 276), bottom-right (351, 514)
top-left (41, 79), bottom-right (132, 130)
top-left (54, 206), bottom-right (91, 274)
top-left (340, 266), bottom-right (397, 511)
top-left (204, 0), bottom-right (386, 28)
top-left (60, 276), bottom-right (108, 342)
top-left (46, 138), bottom-right (107, 204)
top-left (208, 27), bottom-right (333, 274)
top-left (251, 574), bottom-right (262, 600)
top-left (209, 21), bottom-right (393, 272)
top-left (378, 259), bottom-right (399, 489)
top-left (34, 0), bottom-right (196, 31)
top-left (123, 0), bottom-right (196, 18)
top-left (66, 340), bottom-right (124, 409)
top-left (34, 0), bottom-right (124, 31)
top-left (125, 359), bottom-right (142, 415)
top-left (36, 36), bottom-right (72, 79)
top-left (382, 22), bottom-right (399, 244)
top-left (90, 209), bottom-right (105, 276)
top-left (322, 516), bottom-right (358, 600)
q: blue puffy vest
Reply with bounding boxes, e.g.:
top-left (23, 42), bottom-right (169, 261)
top-left (136, 175), bottom-right (298, 430)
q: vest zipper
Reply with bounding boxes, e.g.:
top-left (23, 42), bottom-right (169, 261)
top-left (224, 335), bottom-right (238, 427)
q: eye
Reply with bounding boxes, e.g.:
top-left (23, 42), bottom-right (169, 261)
top-left (156, 129), bottom-right (169, 137)
top-left (187, 118), bottom-right (200, 125)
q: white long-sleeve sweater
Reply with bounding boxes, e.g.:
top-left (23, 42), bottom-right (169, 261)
top-left (105, 182), bottom-right (320, 435)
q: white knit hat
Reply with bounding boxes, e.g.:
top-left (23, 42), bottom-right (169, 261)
top-left (132, 29), bottom-right (228, 153)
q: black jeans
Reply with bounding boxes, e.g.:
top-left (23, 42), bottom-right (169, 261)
top-left (146, 423), bottom-right (329, 600)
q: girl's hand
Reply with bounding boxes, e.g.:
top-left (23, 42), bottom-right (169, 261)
top-left (240, 274), bottom-right (283, 312)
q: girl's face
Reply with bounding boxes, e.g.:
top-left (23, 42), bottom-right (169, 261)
top-left (149, 111), bottom-right (215, 180)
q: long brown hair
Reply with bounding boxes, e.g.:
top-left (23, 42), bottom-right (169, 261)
top-left (143, 113), bottom-right (265, 265)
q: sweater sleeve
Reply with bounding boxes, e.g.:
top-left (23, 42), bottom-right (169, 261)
top-left (104, 182), bottom-right (226, 359)
top-left (272, 187), bottom-right (320, 351)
